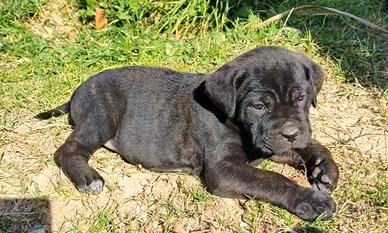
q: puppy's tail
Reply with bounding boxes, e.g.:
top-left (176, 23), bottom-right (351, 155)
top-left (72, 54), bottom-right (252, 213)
top-left (35, 102), bottom-right (70, 120)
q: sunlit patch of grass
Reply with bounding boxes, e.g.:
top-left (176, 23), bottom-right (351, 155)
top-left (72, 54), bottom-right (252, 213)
top-left (87, 206), bottom-right (118, 232)
top-left (241, 200), bottom-right (267, 232)
top-left (190, 189), bottom-right (215, 204)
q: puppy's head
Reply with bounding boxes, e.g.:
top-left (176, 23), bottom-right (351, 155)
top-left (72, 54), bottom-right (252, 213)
top-left (205, 46), bottom-right (324, 154)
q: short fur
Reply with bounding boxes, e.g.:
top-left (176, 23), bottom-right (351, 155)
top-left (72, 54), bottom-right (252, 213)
top-left (37, 46), bottom-right (339, 221)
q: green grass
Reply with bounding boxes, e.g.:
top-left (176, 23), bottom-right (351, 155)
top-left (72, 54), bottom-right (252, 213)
top-left (1, 0), bottom-right (387, 232)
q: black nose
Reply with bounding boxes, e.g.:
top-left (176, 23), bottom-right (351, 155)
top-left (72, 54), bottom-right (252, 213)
top-left (280, 121), bottom-right (299, 142)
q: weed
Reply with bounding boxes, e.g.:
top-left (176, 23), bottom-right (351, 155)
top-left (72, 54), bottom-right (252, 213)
top-left (87, 207), bottom-right (118, 232)
top-left (190, 189), bottom-right (215, 204)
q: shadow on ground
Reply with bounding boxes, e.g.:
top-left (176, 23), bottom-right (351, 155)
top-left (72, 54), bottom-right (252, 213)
top-left (0, 198), bottom-right (52, 233)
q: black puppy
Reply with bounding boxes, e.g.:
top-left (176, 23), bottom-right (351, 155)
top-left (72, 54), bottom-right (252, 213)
top-left (37, 46), bottom-right (339, 221)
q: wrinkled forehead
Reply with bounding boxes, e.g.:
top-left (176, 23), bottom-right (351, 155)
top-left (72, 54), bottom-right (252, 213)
top-left (238, 62), bottom-right (310, 100)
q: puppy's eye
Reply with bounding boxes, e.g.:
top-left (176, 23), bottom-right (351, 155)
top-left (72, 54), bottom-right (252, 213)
top-left (253, 103), bottom-right (265, 110)
top-left (297, 95), bottom-right (305, 101)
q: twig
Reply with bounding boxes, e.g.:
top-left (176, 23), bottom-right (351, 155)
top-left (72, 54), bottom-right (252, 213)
top-left (251, 5), bottom-right (316, 29)
top-left (320, 5), bottom-right (388, 36)
top-left (250, 5), bottom-right (388, 38)
top-left (275, 7), bottom-right (295, 38)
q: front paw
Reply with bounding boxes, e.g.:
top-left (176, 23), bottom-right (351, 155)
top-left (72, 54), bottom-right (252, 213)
top-left (293, 189), bottom-right (336, 221)
top-left (308, 158), bottom-right (339, 192)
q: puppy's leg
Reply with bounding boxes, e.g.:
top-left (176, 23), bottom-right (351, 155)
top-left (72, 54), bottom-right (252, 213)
top-left (203, 144), bottom-right (336, 221)
top-left (54, 123), bottom-right (110, 193)
top-left (55, 88), bottom-right (125, 193)
top-left (296, 141), bottom-right (339, 193)
top-left (271, 141), bottom-right (339, 192)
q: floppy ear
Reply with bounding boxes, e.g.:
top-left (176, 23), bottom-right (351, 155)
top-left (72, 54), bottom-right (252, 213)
top-left (204, 64), bottom-right (244, 119)
top-left (303, 62), bottom-right (324, 108)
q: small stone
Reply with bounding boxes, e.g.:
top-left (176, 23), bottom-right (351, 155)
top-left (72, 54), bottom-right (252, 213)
top-left (372, 107), bottom-right (379, 113)
top-left (240, 221), bottom-right (249, 228)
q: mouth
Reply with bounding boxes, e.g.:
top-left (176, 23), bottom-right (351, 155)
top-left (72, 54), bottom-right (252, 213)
top-left (260, 138), bottom-right (302, 155)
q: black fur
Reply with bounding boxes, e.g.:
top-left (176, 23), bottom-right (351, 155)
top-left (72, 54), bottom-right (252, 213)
top-left (37, 46), bottom-right (339, 221)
